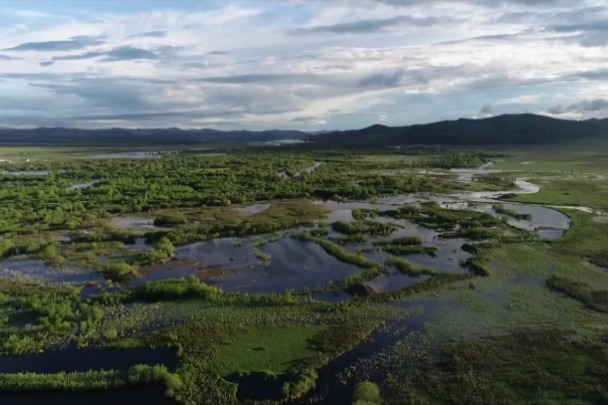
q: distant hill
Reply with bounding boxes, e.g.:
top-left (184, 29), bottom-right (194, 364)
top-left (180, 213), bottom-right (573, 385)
top-left (0, 127), bottom-right (307, 146)
top-left (312, 114), bottom-right (608, 147)
top-left (0, 114), bottom-right (607, 147)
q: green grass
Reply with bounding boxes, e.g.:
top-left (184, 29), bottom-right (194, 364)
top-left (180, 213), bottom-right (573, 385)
top-left (546, 275), bottom-right (608, 313)
top-left (514, 178), bottom-right (608, 210)
top-left (250, 199), bottom-right (329, 223)
top-left (493, 150), bottom-right (608, 173)
top-left (216, 326), bottom-right (326, 376)
top-left (382, 327), bottom-right (608, 405)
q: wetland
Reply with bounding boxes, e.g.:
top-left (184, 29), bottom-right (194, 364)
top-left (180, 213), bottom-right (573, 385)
top-left (0, 148), bottom-right (607, 404)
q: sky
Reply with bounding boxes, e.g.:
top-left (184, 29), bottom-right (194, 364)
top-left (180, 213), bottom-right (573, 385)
top-left (0, 0), bottom-right (607, 130)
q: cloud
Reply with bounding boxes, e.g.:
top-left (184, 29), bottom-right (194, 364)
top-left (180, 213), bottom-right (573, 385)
top-left (480, 104), bottom-right (494, 114)
top-left (102, 46), bottom-right (159, 61)
top-left (199, 73), bottom-right (315, 84)
top-left (127, 31), bottom-right (168, 39)
top-left (52, 51), bottom-right (105, 61)
top-left (545, 99), bottom-right (608, 117)
top-left (1, 1), bottom-right (607, 129)
top-left (552, 21), bottom-right (608, 33)
top-left (569, 98), bottom-right (608, 112)
top-left (288, 15), bottom-right (442, 35)
top-left (573, 69), bottom-right (608, 80)
top-left (4, 35), bottom-right (105, 52)
top-left (359, 71), bottom-right (404, 88)
top-left (373, 0), bottom-right (574, 6)
top-left (290, 116), bottom-right (318, 122)
top-left (52, 46), bottom-right (171, 62)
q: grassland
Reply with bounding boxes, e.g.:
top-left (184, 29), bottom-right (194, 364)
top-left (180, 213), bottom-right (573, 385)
top-left (216, 326), bottom-right (326, 376)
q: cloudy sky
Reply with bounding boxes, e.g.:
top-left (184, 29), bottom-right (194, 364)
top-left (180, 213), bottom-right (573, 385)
top-left (1, 0), bottom-right (607, 130)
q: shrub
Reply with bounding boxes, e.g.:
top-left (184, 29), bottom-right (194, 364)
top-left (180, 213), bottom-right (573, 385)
top-left (353, 381), bottom-right (381, 404)
top-left (104, 262), bottom-right (135, 281)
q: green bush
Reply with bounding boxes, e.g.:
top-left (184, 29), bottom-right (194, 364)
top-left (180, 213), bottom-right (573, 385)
top-left (104, 262), bottom-right (135, 281)
top-left (352, 381), bottom-right (381, 404)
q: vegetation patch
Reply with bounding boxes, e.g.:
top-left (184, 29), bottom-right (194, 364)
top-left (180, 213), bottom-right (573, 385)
top-left (386, 257), bottom-right (433, 277)
top-left (353, 381), bottom-right (382, 405)
top-left (0, 364), bottom-right (182, 394)
top-left (375, 236), bottom-right (438, 256)
top-left (216, 326), bottom-right (325, 376)
top-left (546, 275), bottom-right (608, 313)
top-left (492, 205), bottom-right (532, 220)
top-left (383, 328), bottom-right (608, 405)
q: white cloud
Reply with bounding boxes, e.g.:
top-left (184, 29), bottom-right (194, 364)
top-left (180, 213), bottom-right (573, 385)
top-left (0, 0), bottom-right (607, 129)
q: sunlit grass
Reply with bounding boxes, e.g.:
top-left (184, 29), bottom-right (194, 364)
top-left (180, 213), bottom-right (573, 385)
top-left (216, 326), bottom-right (325, 375)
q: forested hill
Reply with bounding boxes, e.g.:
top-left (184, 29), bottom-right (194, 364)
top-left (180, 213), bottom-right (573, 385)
top-left (312, 114), bottom-right (608, 147)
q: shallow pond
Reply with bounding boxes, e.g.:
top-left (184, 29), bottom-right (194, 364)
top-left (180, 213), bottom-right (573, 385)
top-left (440, 201), bottom-right (570, 239)
top-left (135, 236), bottom-right (363, 294)
top-left (134, 217), bottom-right (471, 295)
top-left (0, 386), bottom-right (172, 405)
top-left (0, 345), bottom-right (178, 374)
top-left (112, 216), bottom-right (157, 229)
top-left (71, 180), bottom-right (101, 190)
top-left (366, 272), bottom-right (432, 292)
top-left (238, 203), bottom-right (270, 215)
top-left (0, 170), bottom-right (50, 176)
top-left (0, 259), bottom-right (104, 286)
top-left (90, 151), bottom-right (170, 159)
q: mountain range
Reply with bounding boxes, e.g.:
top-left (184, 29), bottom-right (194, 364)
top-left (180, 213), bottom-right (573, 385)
top-left (0, 114), bottom-right (606, 147)
top-left (312, 114), bottom-right (608, 147)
